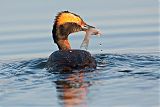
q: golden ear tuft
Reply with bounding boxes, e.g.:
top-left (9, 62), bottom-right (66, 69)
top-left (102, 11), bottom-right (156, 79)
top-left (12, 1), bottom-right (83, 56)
top-left (55, 11), bottom-right (83, 26)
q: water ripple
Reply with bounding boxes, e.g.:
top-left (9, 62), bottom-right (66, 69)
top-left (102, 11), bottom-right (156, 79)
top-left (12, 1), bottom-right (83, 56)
top-left (0, 53), bottom-right (159, 107)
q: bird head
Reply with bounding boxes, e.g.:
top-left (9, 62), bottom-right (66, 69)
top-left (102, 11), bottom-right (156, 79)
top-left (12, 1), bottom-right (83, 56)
top-left (52, 11), bottom-right (98, 50)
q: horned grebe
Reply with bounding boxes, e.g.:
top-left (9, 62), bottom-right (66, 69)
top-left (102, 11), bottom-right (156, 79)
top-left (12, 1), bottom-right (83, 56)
top-left (46, 11), bottom-right (100, 72)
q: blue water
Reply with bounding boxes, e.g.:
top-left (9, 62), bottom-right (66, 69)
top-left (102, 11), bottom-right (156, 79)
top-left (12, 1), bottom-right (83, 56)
top-left (0, 54), bottom-right (159, 107)
top-left (0, 0), bottom-right (159, 107)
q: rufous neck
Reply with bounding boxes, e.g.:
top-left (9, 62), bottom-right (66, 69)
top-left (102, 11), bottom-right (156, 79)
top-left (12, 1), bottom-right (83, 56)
top-left (57, 39), bottom-right (71, 50)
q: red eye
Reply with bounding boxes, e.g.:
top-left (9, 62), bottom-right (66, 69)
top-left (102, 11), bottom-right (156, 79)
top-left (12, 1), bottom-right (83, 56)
top-left (80, 22), bottom-right (86, 27)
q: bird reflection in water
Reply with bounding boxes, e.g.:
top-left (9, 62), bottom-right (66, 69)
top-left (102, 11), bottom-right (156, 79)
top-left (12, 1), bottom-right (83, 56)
top-left (54, 71), bottom-right (91, 107)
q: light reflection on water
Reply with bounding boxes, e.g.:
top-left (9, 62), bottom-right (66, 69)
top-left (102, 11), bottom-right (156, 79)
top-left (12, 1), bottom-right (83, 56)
top-left (0, 0), bottom-right (159, 107)
top-left (0, 54), bottom-right (159, 107)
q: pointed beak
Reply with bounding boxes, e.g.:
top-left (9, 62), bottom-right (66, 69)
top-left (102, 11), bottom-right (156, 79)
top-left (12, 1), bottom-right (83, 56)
top-left (82, 24), bottom-right (101, 36)
top-left (82, 24), bottom-right (95, 31)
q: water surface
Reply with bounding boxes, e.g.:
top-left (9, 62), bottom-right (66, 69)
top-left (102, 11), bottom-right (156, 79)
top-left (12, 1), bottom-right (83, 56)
top-left (0, 0), bottom-right (159, 107)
